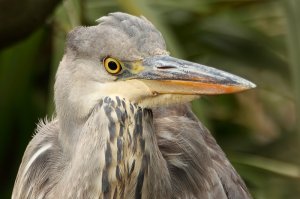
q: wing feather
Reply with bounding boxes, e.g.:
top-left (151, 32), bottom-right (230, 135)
top-left (12, 118), bottom-right (64, 199)
top-left (153, 104), bottom-right (252, 199)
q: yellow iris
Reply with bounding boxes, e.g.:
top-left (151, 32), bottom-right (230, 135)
top-left (103, 57), bottom-right (122, 74)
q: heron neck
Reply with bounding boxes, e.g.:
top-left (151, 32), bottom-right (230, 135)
top-left (56, 96), bottom-right (171, 198)
top-left (99, 96), bottom-right (172, 198)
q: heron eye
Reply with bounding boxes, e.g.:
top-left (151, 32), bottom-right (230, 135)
top-left (103, 57), bottom-right (122, 75)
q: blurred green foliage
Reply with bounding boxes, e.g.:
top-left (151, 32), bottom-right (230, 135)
top-left (0, 0), bottom-right (299, 198)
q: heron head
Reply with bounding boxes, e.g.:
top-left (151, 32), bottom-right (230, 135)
top-left (54, 12), bottom-right (255, 121)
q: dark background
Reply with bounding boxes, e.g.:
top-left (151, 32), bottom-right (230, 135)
top-left (1, 0), bottom-right (300, 198)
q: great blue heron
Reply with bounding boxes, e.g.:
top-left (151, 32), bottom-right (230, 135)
top-left (12, 12), bottom-right (255, 199)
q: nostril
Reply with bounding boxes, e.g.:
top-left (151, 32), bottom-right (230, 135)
top-left (157, 66), bottom-right (176, 70)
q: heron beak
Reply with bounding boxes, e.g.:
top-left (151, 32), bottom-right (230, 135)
top-left (126, 55), bottom-right (256, 95)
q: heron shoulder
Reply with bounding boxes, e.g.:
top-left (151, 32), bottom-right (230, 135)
top-left (12, 117), bottom-right (65, 199)
top-left (153, 104), bottom-right (252, 199)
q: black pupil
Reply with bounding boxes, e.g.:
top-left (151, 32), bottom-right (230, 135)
top-left (108, 61), bottom-right (118, 71)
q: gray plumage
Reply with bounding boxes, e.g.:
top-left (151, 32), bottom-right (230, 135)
top-left (12, 12), bottom-right (253, 199)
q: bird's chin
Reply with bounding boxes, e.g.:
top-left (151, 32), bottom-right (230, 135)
top-left (100, 79), bottom-right (200, 108)
top-left (137, 94), bottom-right (200, 108)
